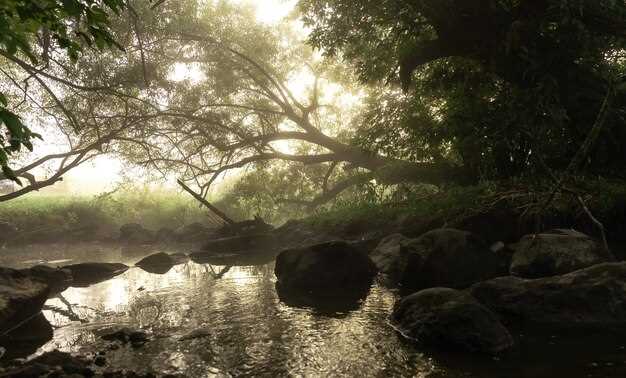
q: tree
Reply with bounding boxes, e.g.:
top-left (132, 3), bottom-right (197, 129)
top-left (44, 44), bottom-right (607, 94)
top-left (0, 0), bottom-right (126, 185)
top-left (31, 0), bottom-right (458, 207)
top-left (300, 0), bottom-right (626, 179)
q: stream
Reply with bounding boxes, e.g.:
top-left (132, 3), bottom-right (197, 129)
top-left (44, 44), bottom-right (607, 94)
top-left (1, 242), bottom-right (624, 377)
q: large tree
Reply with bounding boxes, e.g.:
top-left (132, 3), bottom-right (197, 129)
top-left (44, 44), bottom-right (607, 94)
top-left (300, 0), bottom-right (626, 179)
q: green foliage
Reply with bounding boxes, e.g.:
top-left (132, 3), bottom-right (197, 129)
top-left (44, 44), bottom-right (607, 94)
top-left (0, 0), bottom-right (125, 183)
top-left (301, 0), bottom-right (626, 180)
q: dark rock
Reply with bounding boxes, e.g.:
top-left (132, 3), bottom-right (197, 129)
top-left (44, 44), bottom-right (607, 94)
top-left (94, 356), bottom-right (107, 367)
top-left (395, 228), bottom-right (505, 293)
top-left (510, 229), bottom-right (613, 278)
top-left (119, 223), bottom-right (155, 244)
top-left (62, 263), bottom-right (128, 287)
top-left (274, 241), bottom-right (377, 292)
top-left (0, 313), bottom-right (53, 360)
top-left (200, 233), bottom-right (277, 253)
top-left (469, 262), bottom-right (626, 330)
top-left (155, 227), bottom-right (178, 243)
top-left (100, 327), bottom-right (149, 348)
top-left (176, 222), bottom-right (212, 242)
top-left (135, 252), bottom-right (176, 274)
top-left (0, 267), bottom-right (49, 335)
top-left (19, 265), bottom-right (72, 297)
top-left (391, 288), bottom-right (514, 354)
top-left (178, 328), bottom-right (211, 341)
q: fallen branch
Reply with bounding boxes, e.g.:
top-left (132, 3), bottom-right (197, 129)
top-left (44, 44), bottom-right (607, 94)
top-left (177, 179), bottom-right (235, 225)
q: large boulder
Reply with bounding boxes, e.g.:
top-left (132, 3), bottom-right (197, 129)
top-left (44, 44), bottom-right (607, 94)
top-left (119, 223), bottom-right (154, 244)
top-left (391, 288), bottom-right (514, 354)
top-left (275, 241), bottom-right (377, 292)
top-left (0, 267), bottom-right (50, 335)
top-left (388, 229), bottom-right (505, 292)
top-left (510, 229), bottom-right (613, 278)
top-left (62, 262), bottom-right (129, 287)
top-left (469, 262), bottom-right (626, 330)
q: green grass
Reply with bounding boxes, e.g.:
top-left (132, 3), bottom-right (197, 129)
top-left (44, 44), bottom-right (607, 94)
top-left (0, 188), bottom-right (210, 235)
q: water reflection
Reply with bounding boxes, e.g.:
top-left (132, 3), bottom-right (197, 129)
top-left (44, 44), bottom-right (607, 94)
top-left (15, 250), bottom-right (424, 377)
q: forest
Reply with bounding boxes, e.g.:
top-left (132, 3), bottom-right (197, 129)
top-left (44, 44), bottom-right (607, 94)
top-left (0, 0), bottom-right (625, 377)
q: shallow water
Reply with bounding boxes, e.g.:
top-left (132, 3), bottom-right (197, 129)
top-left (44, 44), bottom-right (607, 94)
top-left (1, 243), bottom-right (625, 377)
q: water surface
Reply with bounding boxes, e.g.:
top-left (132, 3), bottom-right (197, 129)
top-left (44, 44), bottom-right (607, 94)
top-left (1, 243), bottom-right (624, 377)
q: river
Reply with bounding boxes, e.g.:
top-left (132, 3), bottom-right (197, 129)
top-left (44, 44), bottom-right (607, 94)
top-left (0, 243), bottom-right (624, 377)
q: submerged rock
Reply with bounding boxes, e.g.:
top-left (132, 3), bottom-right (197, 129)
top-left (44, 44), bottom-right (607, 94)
top-left (62, 262), bottom-right (129, 287)
top-left (391, 288), bottom-right (514, 354)
top-left (0, 350), bottom-right (94, 376)
top-left (119, 223), bottom-right (155, 244)
top-left (135, 252), bottom-right (177, 274)
top-left (274, 241), bottom-right (377, 292)
top-left (0, 267), bottom-right (49, 336)
top-left (387, 229), bottom-right (504, 292)
top-left (469, 262), bottom-right (626, 329)
top-left (510, 229), bottom-right (612, 278)
top-left (100, 327), bottom-right (149, 348)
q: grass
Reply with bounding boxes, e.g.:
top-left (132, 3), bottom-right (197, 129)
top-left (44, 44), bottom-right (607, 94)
top-left (0, 187), bottom-right (210, 237)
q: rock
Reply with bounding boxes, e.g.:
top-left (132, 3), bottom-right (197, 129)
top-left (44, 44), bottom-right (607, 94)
top-left (176, 222), bottom-right (212, 242)
top-left (200, 233), bottom-right (277, 253)
top-left (135, 252), bottom-right (186, 274)
top-left (469, 262), bottom-right (626, 330)
top-left (119, 223), bottom-right (155, 244)
top-left (390, 229), bottom-right (505, 292)
top-left (62, 262), bottom-right (129, 287)
top-left (370, 233), bottom-right (411, 281)
top-left (0, 313), bottom-right (53, 360)
top-left (391, 288), bottom-right (514, 354)
top-left (0, 267), bottom-right (49, 335)
top-left (19, 265), bottom-right (72, 297)
top-left (178, 328), bottom-right (212, 341)
top-left (155, 227), bottom-right (178, 243)
top-left (274, 241), bottom-right (377, 292)
top-left (510, 229), bottom-right (612, 278)
top-left (100, 327), bottom-right (149, 348)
